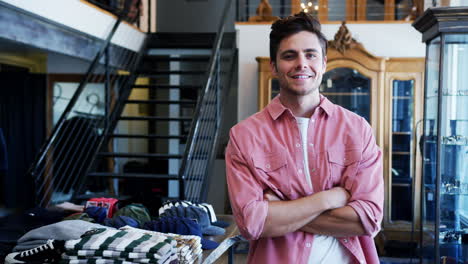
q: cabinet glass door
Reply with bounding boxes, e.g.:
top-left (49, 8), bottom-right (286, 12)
top-left (391, 79), bottom-right (414, 221)
top-left (320, 67), bottom-right (371, 122)
top-left (438, 33), bottom-right (468, 263)
top-left (421, 36), bottom-right (440, 263)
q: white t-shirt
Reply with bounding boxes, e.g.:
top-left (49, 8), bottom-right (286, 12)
top-left (295, 117), bottom-right (353, 264)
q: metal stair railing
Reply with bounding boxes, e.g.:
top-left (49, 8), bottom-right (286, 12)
top-left (178, 0), bottom-right (237, 202)
top-left (29, 18), bottom-right (147, 207)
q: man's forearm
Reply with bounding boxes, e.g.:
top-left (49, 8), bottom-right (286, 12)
top-left (300, 206), bottom-right (366, 237)
top-left (261, 187), bottom-right (348, 238)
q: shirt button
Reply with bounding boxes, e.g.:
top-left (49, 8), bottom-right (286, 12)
top-left (311, 119), bottom-right (315, 123)
top-left (309, 143), bottom-right (314, 147)
top-left (266, 164), bottom-right (271, 169)
top-left (305, 242), bottom-right (311, 248)
top-left (295, 143), bottom-right (301, 148)
top-left (298, 169), bottom-right (303, 174)
top-left (310, 168), bottom-right (316, 172)
top-left (343, 239), bottom-right (348, 243)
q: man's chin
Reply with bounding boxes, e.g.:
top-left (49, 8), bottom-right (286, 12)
top-left (284, 87), bottom-right (318, 96)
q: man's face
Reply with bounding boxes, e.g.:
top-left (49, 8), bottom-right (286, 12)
top-left (270, 31), bottom-right (327, 97)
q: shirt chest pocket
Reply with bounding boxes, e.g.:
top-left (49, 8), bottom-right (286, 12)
top-left (327, 148), bottom-right (362, 187)
top-left (252, 152), bottom-right (290, 198)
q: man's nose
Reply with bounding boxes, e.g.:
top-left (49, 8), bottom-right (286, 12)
top-left (295, 55), bottom-right (308, 69)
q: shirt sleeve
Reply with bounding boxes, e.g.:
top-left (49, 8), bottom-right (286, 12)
top-left (346, 118), bottom-right (384, 237)
top-left (225, 129), bottom-right (268, 240)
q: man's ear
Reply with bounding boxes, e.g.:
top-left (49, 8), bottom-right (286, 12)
top-left (270, 60), bottom-right (277, 76)
top-left (322, 56), bottom-right (328, 72)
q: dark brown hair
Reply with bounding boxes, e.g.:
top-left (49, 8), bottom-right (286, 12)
top-left (269, 12), bottom-right (327, 64)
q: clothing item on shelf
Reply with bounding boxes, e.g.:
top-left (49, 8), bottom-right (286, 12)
top-left (63, 213), bottom-right (95, 223)
top-left (84, 206), bottom-right (108, 224)
top-left (160, 206), bottom-right (225, 236)
top-left (63, 228), bottom-right (177, 264)
top-left (103, 215), bottom-right (139, 229)
top-left (159, 201), bottom-right (229, 229)
top-left (121, 226), bottom-right (202, 264)
top-left (85, 198), bottom-right (119, 218)
top-left (13, 220), bottom-right (114, 252)
top-left (5, 239), bottom-right (64, 264)
top-left (61, 252), bottom-right (178, 264)
top-left (144, 216), bottom-right (219, 250)
top-left (113, 204), bottom-right (152, 228)
top-left (53, 202), bottom-right (85, 213)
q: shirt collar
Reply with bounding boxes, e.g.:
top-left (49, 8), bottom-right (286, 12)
top-left (267, 94), bottom-right (335, 120)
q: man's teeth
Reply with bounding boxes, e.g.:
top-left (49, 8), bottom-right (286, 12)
top-left (292, 75), bottom-right (310, 79)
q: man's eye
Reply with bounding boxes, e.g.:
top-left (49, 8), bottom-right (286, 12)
top-left (282, 55), bottom-right (294, 60)
top-left (306, 53), bottom-right (317, 59)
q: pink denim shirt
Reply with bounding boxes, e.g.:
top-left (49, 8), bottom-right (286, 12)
top-left (225, 96), bottom-right (383, 264)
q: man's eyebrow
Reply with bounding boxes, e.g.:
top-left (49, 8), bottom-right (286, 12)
top-left (279, 49), bottom-right (297, 55)
top-left (303, 48), bottom-right (320, 53)
top-left (279, 48), bottom-right (320, 55)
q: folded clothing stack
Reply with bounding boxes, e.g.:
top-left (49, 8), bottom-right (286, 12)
top-left (61, 228), bottom-right (178, 264)
top-left (159, 204), bottom-right (225, 237)
top-left (122, 226), bottom-right (202, 264)
top-left (159, 201), bottom-right (229, 229)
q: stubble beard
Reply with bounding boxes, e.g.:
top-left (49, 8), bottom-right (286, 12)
top-left (280, 76), bottom-right (322, 97)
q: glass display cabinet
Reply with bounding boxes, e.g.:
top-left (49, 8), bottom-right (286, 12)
top-left (383, 59), bottom-right (425, 241)
top-left (413, 7), bottom-right (468, 264)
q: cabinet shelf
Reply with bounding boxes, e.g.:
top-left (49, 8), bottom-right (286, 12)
top-left (393, 151), bottom-right (411, 155)
top-left (392, 183), bottom-right (411, 187)
top-left (441, 142), bottom-right (468, 146)
top-left (440, 192), bottom-right (468, 196)
top-left (392, 131), bottom-right (412, 135)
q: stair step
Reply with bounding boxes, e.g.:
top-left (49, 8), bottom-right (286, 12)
top-left (98, 152), bottom-right (183, 159)
top-left (143, 55), bottom-right (210, 62)
top-left (125, 99), bottom-right (196, 105)
top-left (119, 116), bottom-right (193, 121)
top-left (88, 172), bottom-right (179, 179)
top-left (146, 32), bottom-right (236, 49)
top-left (110, 134), bottom-right (188, 139)
top-left (137, 70), bottom-right (206, 75)
top-left (132, 84), bottom-right (201, 90)
top-left (147, 33), bottom-right (217, 49)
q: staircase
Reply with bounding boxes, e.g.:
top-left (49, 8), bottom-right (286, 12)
top-left (82, 33), bottom-right (235, 210)
top-left (30, 0), bottom-right (236, 210)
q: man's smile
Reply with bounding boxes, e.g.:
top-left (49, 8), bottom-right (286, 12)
top-left (290, 73), bottom-right (315, 79)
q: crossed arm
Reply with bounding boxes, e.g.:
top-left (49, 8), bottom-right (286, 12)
top-left (260, 189), bottom-right (366, 238)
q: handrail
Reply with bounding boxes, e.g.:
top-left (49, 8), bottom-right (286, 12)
top-left (235, 0), bottom-right (420, 22)
top-left (73, 37), bottom-right (149, 200)
top-left (29, 18), bottom-right (122, 180)
top-left (29, 12), bottom-right (147, 207)
top-left (178, 0), bottom-right (235, 201)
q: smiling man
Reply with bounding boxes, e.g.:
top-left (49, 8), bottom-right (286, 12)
top-left (225, 12), bottom-right (383, 264)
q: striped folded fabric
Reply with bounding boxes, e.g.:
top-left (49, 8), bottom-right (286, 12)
top-left (120, 226), bottom-right (202, 264)
top-left (63, 228), bottom-right (177, 264)
top-left (60, 252), bottom-right (178, 264)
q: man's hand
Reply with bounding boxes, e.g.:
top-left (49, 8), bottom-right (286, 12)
top-left (263, 190), bottom-right (281, 201)
top-left (326, 187), bottom-right (350, 209)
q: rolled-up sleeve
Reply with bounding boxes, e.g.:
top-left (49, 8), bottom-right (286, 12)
top-left (347, 119), bottom-right (384, 237)
top-left (225, 129), bottom-right (268, 240)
